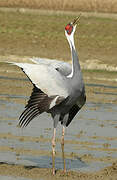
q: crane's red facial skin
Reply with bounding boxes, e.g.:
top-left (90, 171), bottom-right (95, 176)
top-left (65, 23), bottom-right (73, 35)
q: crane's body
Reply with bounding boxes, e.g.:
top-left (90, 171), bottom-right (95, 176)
top-left (9, 17), bottom-right (86, 175)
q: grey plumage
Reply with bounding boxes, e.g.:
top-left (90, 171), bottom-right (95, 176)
top-left (9, 17), bottom-right (86, 174)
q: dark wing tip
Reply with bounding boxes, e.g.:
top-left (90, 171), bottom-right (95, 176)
top-left (18, 85), bottom-right (55, 128)
top-left (19, 110), bottom-right (40, 128)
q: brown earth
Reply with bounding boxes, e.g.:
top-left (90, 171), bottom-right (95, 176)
top-left (0, 8), bottom-right (117, 180)
top-left (0, 0), bottom-right (117, 13)
top-left (0, 9), bottom-right (117, 67)
top-left (0, 161), bottom-right (116, 180)
top-left (0, 56), bottom-right (117, 180)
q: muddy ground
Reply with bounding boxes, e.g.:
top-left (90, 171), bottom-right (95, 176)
top-left (0, 9), bottom-right (117, 180)
top-left (0, 58), bottom-right (117, 180)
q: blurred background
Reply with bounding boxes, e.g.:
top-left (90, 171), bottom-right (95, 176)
top-left (0, 0), bottom-right (117, 13)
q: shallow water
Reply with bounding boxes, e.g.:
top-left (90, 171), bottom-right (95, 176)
top-left (0, 97), bottom-right (117, 172)
top-left (0, 175), bottom-right (31, 180)
top-left (0, 73), bottom-right (117, 174)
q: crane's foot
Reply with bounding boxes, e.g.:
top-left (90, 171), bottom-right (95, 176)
top-left (61, 143), bottom-right (66, 174)
top-left (52, 153), bottom-right (55, 175)
top-left (61, 169), bottom-right (66, 174)
top-left (52, 144), bottom-right (56, 175)
top-left (61, 168), bottom-right (67, 175)
top-left (52, 150), bottom-right (55, 176)
top-left (63, 168), bottom-right (66, 173)
top-left (52, 168), bottom-right (55, 175)
top-left (61, 126), bottom-right (66, 174)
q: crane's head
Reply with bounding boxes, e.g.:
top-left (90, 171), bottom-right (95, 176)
top-left (65, 16), bottom-right (80, 36)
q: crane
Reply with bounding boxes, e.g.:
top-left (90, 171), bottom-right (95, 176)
top-left (10, 17), bottom-right (86, 175)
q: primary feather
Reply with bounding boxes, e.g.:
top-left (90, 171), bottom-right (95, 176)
top-left (19, 85), bottom-right (65, 127)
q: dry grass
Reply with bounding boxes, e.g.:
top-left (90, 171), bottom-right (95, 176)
top-left (0, 0), bottom-right (117, 13)
top-left (0, 10), bottom-right (116, 64)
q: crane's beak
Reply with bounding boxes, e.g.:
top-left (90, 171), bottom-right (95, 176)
top-left (72, 15), bottom-right (81, 25)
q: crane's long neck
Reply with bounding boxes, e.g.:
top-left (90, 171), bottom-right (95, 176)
top-left (66, 31), bottom-right (81, 78)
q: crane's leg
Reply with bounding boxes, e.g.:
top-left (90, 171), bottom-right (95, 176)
top-left (52, 128), bottom-right (56, 175)
top-left (61, 126), bottom-right (66, 173)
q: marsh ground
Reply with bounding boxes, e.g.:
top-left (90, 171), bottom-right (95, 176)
top-left (0, 9), bottom-right (117, 180)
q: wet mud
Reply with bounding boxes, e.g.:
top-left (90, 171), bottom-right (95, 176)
top-left (0, 61), bottom-right (117, 179)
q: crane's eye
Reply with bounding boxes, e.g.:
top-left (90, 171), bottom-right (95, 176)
top-left (65, 24), bottom-right (73, 35)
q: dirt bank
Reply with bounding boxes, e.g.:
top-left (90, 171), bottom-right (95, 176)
top-left (0, 161), bottom-right (117, 180)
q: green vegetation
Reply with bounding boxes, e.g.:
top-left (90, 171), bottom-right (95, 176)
top-left (0, 10), bottom-right (116, 67)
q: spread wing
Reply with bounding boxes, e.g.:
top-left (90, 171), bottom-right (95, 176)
top-left (9, 62), bottom-right (70, 127)
top-left (19, 85), bottom-right (65, 127)
top-left (13, 62), bottom-right (69, 98)
top-left (30, 57), bottom-right (72, 76)
top-left (7, 61), bottom-right (71, 127)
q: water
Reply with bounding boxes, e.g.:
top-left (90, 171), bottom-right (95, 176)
top-left (0, 75), bottom-right (117, 175)
top-left (0, 175), bottom-right (31, 180)
top-left (0, 98), bottom-right (117, 172)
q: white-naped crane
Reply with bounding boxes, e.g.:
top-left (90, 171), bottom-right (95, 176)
top-left (10, 17), bottom-right (86, 175)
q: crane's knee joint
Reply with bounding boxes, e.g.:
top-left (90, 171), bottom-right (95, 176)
top-left (61, 136), bottom-right (64, 146)
top-left (52, 139), bottom-right (56, 147)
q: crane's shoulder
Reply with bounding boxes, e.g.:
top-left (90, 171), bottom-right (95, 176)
top-left (30, 57), bottom-right (72, 76)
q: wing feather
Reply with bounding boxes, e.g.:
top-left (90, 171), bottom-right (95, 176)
top-left (30, 57), bottom-right (72, 76)
top-left (12, 62), bottom-right (69, 98)
top-left (19, 86), bottom-right (65, 127)
top-left (8, 61), bottom-right (69, 127)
